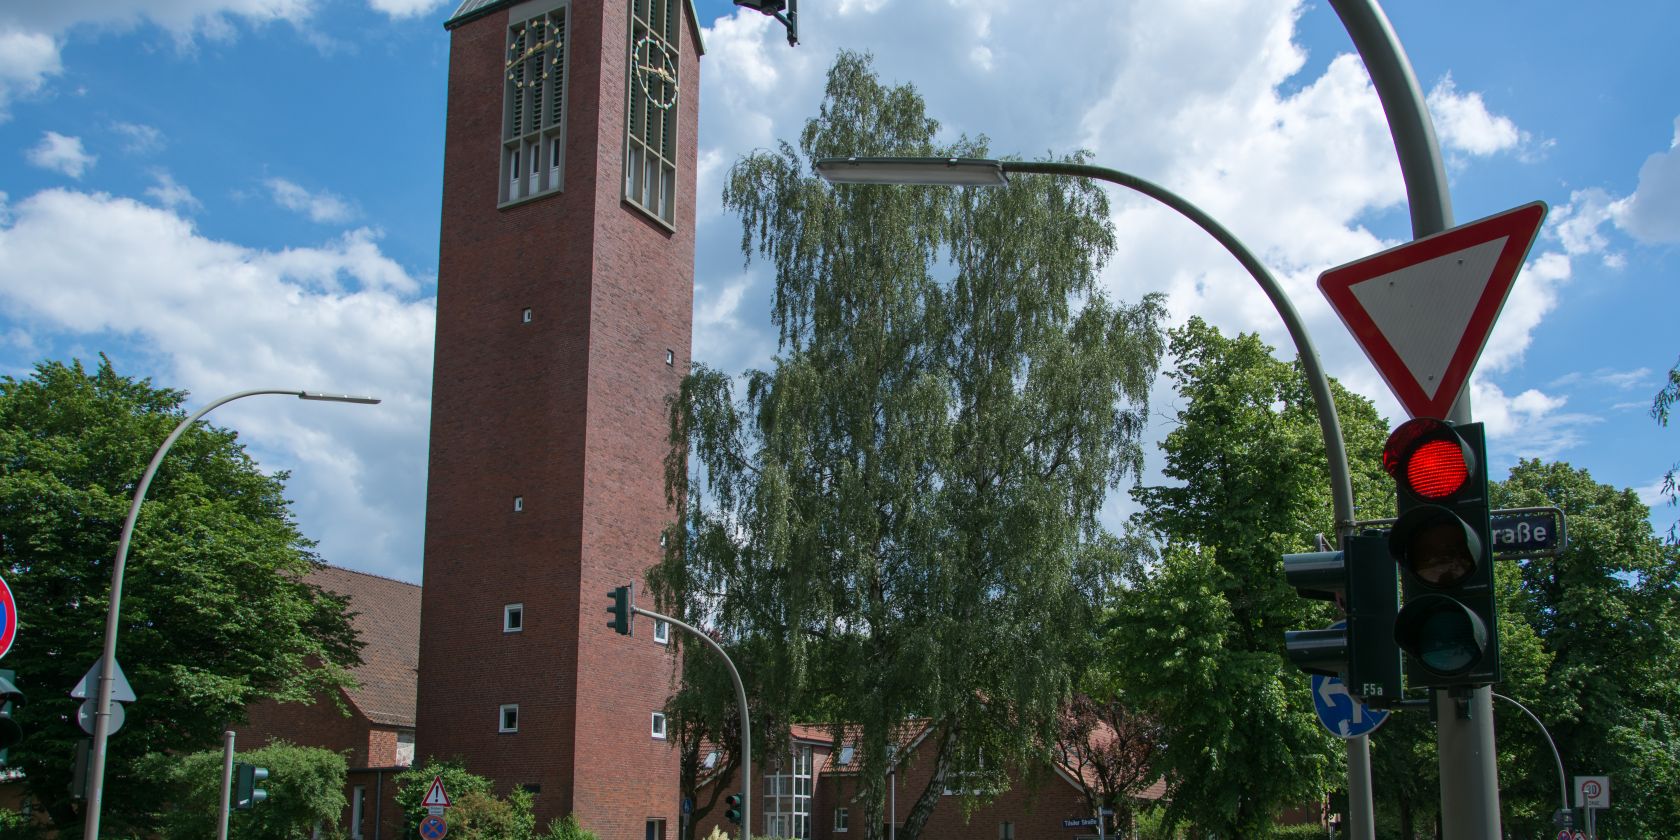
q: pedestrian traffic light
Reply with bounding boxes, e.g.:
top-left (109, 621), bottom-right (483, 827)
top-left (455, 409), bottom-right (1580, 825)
top-left (1282, 535), bottom-right (1403, 705)
top-left (0, 669), bottom-right (23, 766)
top-left (1384, 418), bottom-right (1499, 688)
top-left (725, 792), bottom-right (743, 825)
top-left (608, 585), bottom-right (632, 636)
top-left (234, 762), bottom-right (270, 810)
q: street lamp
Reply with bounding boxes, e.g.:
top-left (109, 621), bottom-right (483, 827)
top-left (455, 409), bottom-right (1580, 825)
top-left (733, 0), bottom-right (798, 47)
top-left (83, 388), bottom-right (379, 839)
top-left (814, 153), bottom-right (1374, 833)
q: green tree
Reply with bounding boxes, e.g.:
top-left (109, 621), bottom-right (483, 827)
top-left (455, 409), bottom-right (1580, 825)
top-left (141, 741), bottom-right (348, 839)
top-left (0, 357), bottom-right (361, 833)
top-left (1106, 318), bottom-right (1392, 835)
top-left (652, 51), bottom-right (1166, 840)
top-left (1652, 358), bottom-right (1679, 541)
top-left (1493, 460), bottom-right (1680, 839)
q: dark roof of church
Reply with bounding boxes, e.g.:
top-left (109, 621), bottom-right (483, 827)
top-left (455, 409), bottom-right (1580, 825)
top-left (307, 565), bottom-right (421, 728)
top-left (445, 0), bottom-right (708, 54)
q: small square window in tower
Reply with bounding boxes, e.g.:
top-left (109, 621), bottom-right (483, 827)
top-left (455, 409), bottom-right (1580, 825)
top-left (624, 0), bottom-right (680, 225)
top-left (651, 711), bottom-right (667, 739)
top-left (653, 618), bottom-right (669, 644)
top-left (504, 603), bottom-right (524, 632)
top-left (502, 1), bottom-right (569, 205)
top-left (499, 704), bottom-right (520, 733)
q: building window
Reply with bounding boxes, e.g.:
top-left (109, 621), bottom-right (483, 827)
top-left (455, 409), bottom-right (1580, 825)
top-left (504, 603), bottom-right (524, 632)
top-left (396, 730), bottom-right (415, 766)
top-left (651, 712), bottom-right (667, 739)
top-left (502, 0), bottom-right (569, 204)
top-left (763, 744), bottom-right (813, 839)
top-left (514, 496), bottom-right (524, 512)
top-left (653, 618), bottom-right (669, 644)
top-left (500, 704), bottom-right (519, 733)
top-left (522, 307), bottom-right (533, 323)
top-left (665, 349), bottom-right (675, 366)
top-left (351, 785), bottom-right (366, 839)
top-left (645, 819), bottom-right (666, 840)
top-left (999, 822), bottom-right (1014, 840)
top-left (834, 807), bottom-right (848, 833)
top-left (624, 0), bottom-right (680, 225)
top-left (702, 749), bottom-right (720, 769)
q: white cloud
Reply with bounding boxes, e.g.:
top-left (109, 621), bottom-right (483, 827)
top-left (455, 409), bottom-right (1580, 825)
top-left (0, 187), bottom-right (434, 582)
top-left (265, 177), bottom-right (356, 224)
top-left (112, 121), bottom-right (165, 154)
top-left (0, 27), bottom-right (60, 120)
top-left (25, 131), bottom-right (96, 178)
top-left (1470, 378), bottom-right (1597, 463)
top-left (144, 169), bottom-right (201, 211)
top-left (1612, 115), bottom-right (1680, 243)
top-left (1427, 74), bottom-right (1525, 158)
top-left (365, 0), bottom-right (447, 19)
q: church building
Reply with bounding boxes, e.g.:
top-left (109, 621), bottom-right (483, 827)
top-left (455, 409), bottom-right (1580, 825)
top-left (416, 1), bottom-right (704, 836)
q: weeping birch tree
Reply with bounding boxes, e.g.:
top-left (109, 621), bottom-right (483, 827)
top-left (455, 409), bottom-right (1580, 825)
top-left (650, 52), bottom-right (1165, 840)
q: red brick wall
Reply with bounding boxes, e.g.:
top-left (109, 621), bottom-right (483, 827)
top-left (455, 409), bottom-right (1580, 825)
top-left (417, 0), bottom-right (697, 834)
top-left (237, 689), bottom-right (369, 765)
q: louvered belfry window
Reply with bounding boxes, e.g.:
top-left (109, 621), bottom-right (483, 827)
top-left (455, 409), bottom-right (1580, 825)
top-left (624, 0), bottom-right (679, 225)
top-left (502, 1), bottom-right (568, 204)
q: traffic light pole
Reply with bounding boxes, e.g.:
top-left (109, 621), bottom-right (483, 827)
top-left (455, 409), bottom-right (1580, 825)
top-left (631, 604), bottom-right (751, 840)
top-left (1328, 2), bottom-right (1501, 836)
top-left (217, 730), bottom-right (235, 840)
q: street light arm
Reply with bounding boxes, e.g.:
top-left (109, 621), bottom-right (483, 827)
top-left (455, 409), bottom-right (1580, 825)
top-left (1492, 693), bottom-right (1570, 815)
top-left (1001, 160), bottom-right (1358, 538)
top-left (85, 387), bottom-right (379, 839)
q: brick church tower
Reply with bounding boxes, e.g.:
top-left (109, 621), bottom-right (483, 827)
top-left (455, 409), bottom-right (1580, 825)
top-left (417, 0), bottom-right (700, 836)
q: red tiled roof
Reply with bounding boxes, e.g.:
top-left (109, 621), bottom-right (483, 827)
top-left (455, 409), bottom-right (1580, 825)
top-left (307, 565), bottom-right (421, 728)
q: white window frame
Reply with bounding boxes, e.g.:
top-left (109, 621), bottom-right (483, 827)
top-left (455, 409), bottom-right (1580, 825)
top-left (500, 704), bottom-right (520, 733)
top-left (504, 603), bottom-right (524, 633)
top-left (651, 712), bottom-right (668, 740)
top-left (762, 745), bottom-right (813, 839)
top-left (653, 618), bottom-right (670, 644)
top-left (833, 807), bottom-right (848, 833)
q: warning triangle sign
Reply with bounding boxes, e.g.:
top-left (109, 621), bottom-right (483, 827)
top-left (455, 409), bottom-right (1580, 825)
top-left (1318, 202), bottom-right (1547, 420)
top-left (422, 775), bottom-right (453, 808)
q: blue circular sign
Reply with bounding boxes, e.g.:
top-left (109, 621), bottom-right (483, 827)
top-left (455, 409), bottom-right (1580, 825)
top-left (1309, 621), bottom-right (1389, 739)
top-left (419, 814), bottom-right (447, 840)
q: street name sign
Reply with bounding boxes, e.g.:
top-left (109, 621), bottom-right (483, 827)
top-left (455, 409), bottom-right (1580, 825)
top-left (1490, 507), bottom-right (1566, 556)
top-left (1319, 202), bottom-right (1548, 419)
top-left (1062, 817), bottom-right (1100, 829)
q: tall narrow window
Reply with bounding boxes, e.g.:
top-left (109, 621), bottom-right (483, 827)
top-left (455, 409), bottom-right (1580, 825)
top-left (763, 745), bottom-right (813, 839)
top-left (502, 1), bottom-right (569, 204)
top-left (351, 786), bottom-right (366, 839)
top-left (500, 704), bottom-right (520, 733)
top-left (624, 0), bottom-right (680, 225)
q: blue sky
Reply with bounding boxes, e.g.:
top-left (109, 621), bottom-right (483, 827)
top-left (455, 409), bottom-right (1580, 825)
top-left (1, 0), bottom-right (1675, 583)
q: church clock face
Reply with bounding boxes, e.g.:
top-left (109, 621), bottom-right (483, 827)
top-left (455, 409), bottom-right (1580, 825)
top-left (632, 35), bottom-right (678, 111)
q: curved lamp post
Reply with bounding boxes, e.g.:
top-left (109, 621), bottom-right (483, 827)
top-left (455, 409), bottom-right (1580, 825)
top-left (84, 388), bottom-right (380, 839)
top-left (814, 154), bottom-right (1374, 835)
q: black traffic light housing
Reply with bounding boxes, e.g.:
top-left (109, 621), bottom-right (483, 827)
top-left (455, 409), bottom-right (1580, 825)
top-left (608, 585), bottom-right (633, 636)
top-left (0, 669), bottom-right (23, 765)
top-left (234, 762), bottom-right (270, 810)
top-left (1283, 535), bottom-right (1403, 705)
top-left (725, 792), bottom-right (743, 825)
top-left (1385, 418), bottom-right (1499, 688)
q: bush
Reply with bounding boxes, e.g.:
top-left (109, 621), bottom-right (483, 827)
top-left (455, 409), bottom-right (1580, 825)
top-left (539, 813), bottom-right (601, 840)
top-left (142, 741), bottom-right (348, 840)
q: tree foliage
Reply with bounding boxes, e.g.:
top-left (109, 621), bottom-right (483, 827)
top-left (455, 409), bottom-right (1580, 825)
top-left (1652, 358), bottom-right (1680, 541)
top-left (142, 741), bottom-right (348, 839)
top-left (0, 358), bottom-right (361, 832)
top-left (393, 760), bottom-right (600, 840)
top-left (1106, 318), bottom-right (1392, 835)
top-left (652, 51), bottom-right (1166, 840)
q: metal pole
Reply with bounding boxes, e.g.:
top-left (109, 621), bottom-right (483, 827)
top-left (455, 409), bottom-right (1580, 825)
top-left (83, 388), bottom-right (378, 839)
top-left (1492, 693), bottom-right (1569, 816)
top-left (634, 606), bottom-right (751, 840)
top-left (1000, 159), bottom-right (1371, 840)
top-left (217, 730), bottom-right (235, 840)
top-left (1324, 2), bottom-right (1504, 836)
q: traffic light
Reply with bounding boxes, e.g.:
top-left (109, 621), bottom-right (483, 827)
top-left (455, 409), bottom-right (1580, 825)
top-left (234, 762), bottom-right (270, 810)
top-left (1282, 536), bottom-right (1403, 705)
top-left (608, 585), bottom-right (632, 636)
top-left (0, 669), bottom-right (22, 765)
top-left (725, 792), bottom-right (743, 825)
top-left (1384, 418), bottom-right (1499, 688)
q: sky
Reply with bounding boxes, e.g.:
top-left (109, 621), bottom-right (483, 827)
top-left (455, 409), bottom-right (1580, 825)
top-left (0, 0), bottom-right (1676, 584)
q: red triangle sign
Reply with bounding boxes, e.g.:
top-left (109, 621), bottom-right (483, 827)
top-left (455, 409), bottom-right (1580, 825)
top-left (422, 775), bottom-right (453, 808)
top-left (1318, 202), bottom-right (1547, 420)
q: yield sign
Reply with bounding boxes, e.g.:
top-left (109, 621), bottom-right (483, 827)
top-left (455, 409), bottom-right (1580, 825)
top-left (422, 775), bottom-right (453, 808)
top-left (1319, 202), bottom-right (1547, 419)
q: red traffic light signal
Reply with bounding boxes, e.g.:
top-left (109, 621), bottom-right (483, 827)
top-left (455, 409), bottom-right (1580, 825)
top-left (1383, 419), bottom-right (1499, 687)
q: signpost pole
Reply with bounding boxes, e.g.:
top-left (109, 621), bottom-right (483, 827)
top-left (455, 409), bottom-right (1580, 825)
top-left (216, 730), bottom-right (235, 840)
top-left (633, 604), bottom-right (750, 840)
